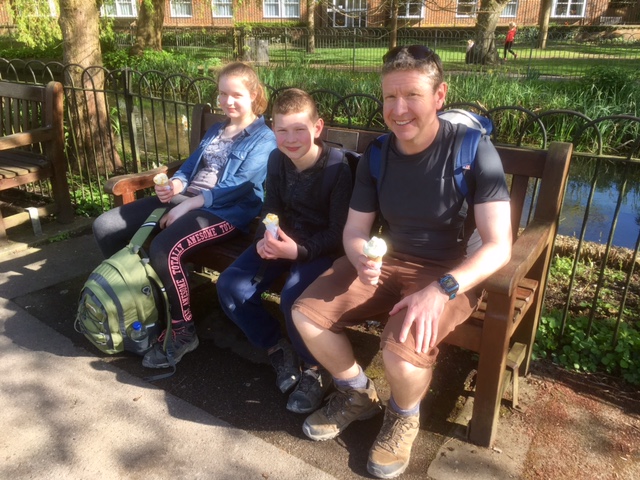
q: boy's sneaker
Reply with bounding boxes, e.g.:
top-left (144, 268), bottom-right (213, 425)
top-left (286, 367), bottom-right (333, 414)
top-left (302, 379), bottom-right (382, 441)
top-left (142, 323), bottom-right (199, 369)
top-left (367, 409), bottom-right (420, 479)
top-left (268, 339), bottom-right (300, 393)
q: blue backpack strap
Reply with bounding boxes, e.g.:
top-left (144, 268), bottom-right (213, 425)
top-left (452, 124), bottom-right (482, 206)
top-left (321, 146), bottom-right (349, 200)
top-left (368, 133), bottom-right (390, 192)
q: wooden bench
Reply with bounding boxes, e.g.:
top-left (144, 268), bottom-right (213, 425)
top-left (0, 81), bottom-right (74, 242)
top-left (104, 103), bottom-right (573, 448)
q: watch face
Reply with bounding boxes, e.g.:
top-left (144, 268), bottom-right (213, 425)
top-left (440, 275), bottom-right (458, 293)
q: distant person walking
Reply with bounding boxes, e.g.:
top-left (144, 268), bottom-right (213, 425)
top-left (504, 22), bottom-right (518, 60)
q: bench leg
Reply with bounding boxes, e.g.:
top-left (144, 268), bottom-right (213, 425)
top-left (0, 210), bottom-right (7, 245)
top-left (468, 296), bottom-right (512, 447)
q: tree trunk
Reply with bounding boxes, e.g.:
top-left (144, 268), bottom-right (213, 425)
top-left (538, 0), bottom-right (552, 49)
top-left (130, 0), bottom-right (166, 56)
top-left (58, 0), bottom-right (122, 174)
top-left (468, 0), bottom-right (512, 65)
top-left (307, 0), bottom-right (315, 54)
top-left (388, 0), bottom-right (399, 51)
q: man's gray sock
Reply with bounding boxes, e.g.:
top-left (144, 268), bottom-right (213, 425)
top-left (334, 365), bottom-right (368, 390)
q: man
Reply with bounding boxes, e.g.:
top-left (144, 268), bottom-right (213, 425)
top-left (291, 45), bottom-right (512, 479)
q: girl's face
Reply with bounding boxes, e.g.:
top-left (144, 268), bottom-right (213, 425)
top-left (217, 75), bottom-right (256, 122)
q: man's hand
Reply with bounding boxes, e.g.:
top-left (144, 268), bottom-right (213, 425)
top-left (355, 255), bottom-right (382, 286)
top-left (388, 283), bottom-right (449, 354)
top-left (257, 229), bottom-right (298, 260)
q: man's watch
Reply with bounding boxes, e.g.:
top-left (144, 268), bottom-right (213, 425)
top-left (438, 274), bottom-right (459, 300)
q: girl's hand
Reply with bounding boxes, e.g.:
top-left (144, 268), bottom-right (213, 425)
top-left (155, 179), bottom-right (181, 203)
top-left (159, 195), bottom-right (203, 228)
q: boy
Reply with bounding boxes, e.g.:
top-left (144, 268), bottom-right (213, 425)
top-left (216, 88), bottom-right (353, 413)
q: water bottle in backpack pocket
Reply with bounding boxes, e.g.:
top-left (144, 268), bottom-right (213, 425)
top-left (75, 208), bottom-right (169, 356)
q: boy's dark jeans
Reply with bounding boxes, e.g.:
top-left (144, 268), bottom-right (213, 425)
top-left (217, 245), bottom-right (334, 366)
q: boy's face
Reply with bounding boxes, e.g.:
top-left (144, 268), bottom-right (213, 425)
top-left (272, 111), bottom-right (324, 164)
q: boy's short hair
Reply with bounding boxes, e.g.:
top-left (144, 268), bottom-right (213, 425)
top-left (272, 88), bottom-right (319, 122)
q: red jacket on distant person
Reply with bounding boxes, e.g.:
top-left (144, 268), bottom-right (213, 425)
top-left (506, 28), bottom-right (517, 43)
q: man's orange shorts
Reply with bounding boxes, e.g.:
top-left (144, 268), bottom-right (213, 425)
top-left (292, 253), bottom-right (481, 368)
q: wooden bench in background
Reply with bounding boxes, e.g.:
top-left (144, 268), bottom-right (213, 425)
top-left (0, 81), bottom-right (74, 243)
top-left (104, 103), bottom-right (573, 448)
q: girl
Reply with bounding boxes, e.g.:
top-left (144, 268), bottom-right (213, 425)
top-left (93, 62), bottom-right (277, 369)
top-left (504, 22), bottom-right (518, 60)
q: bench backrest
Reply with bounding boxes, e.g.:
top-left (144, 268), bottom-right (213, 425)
top-left (189, 105), bottom-right (571, 247)
top-left (0, 81), bottom-right (63, 153)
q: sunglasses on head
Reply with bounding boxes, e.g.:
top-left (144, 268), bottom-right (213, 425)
top-left (383, 45), bottom-right (436, 64)
top-left (382, 45), bottom-right (435, 63)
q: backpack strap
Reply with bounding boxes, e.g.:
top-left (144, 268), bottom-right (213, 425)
top-left (369, 134), bottom-right (390, 192)
top-left (321, 146), bottom-right (349, 199)
top-left (130, 207), bottom-right (168, 253)
top-left (452, 124), bottom-right (483, 206)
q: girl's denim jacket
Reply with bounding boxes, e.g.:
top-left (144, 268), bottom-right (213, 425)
top-left (172, 115), bottom-right (276, 232)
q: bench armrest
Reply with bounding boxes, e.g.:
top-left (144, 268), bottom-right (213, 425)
top-left (104, 161), bottom-right (184, 205)
top-left (483, 219), bottom-right (555, 298)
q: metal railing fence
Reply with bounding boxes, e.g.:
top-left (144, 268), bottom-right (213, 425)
top-left (0, 60), bottom-right (638, 369)
top-left (111, 26), bottom-right (640, 80)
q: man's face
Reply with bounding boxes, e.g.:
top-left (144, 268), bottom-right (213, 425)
top-left (272, 111), bottom-right (323, 165)
top-left (382, 70), bottom-right (447, 155)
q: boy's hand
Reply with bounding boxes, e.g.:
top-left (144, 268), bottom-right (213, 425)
top-left (257, 229), bottom-right (298, 260)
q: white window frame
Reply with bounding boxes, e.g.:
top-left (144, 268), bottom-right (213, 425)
top-left (170, 0), bottom-right (193, 18)
top-left (500, 0), bottom-right (518, 18)
top-left (456, 0), bottom-right (478, 18)
top-left (101, 0), bottom-right (138, 18)
top-left (32, 0), bottom-right (57, 17)
top-left (212, 0), bottom-right (233, 18)
top-left (263, 0), bottom-right (300, 19)
top-left (552, 0), bottom-right (586, 18)
top-left (398, 0), bottom-right (424, 19)
top-left (328, 0), bottom-right (368, 28)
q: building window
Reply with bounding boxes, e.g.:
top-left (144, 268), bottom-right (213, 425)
top-left (328, 0), bottom-right (367, 27)
top-left (552, 0), bottom-right (586, 17)
top-left (500, 0), bottom-right (518, 17)
top-left (456, 0), bottom-right (478, 18)
top-left (171, 0), bottom-right (193, 17)
top-left (101, 0), bottom-right (138, 18)
top-left (264, 0), bottom-right (300, 18)
top-left (31, 0), bottom-right (57, 17)
top-left (398, 0), bottom-right (423, 19)
top-left (212, 0), bottom-right (233, 18)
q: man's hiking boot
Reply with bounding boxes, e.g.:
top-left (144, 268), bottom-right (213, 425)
top-left (302, 379), bottom-right (382, 441)
top-left (286, 367), bottom-right (333, 414)
top-left (367, 408), bottom-right (420, 479)
top-left (268, 339), bottom-right (300, 393)
top-left (142, 323), bottom-right (199, 369)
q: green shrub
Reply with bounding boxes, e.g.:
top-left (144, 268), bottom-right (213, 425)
top-left (581, 65), bottom-right (636, 96)
top-left (535, 310), bottom-right (640, 385)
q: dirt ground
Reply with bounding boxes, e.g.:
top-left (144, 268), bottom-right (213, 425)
top-left (519, 361), bottom-right (640, 480)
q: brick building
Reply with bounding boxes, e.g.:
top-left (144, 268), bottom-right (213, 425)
top-left (0, 1), bottom-right (638, 30)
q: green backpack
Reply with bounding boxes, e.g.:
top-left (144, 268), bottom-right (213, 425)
top-left (75, 208), bottom-right (170, 356)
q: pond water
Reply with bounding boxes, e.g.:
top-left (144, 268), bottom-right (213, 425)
top-left (558, 180), bottom-right (639, 250)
